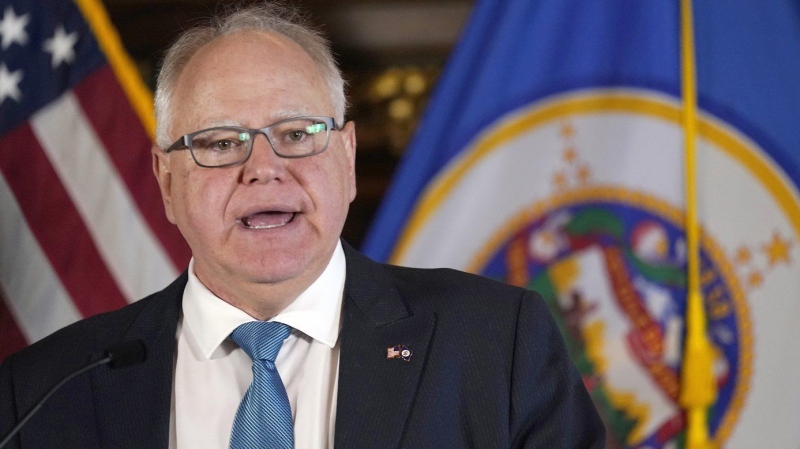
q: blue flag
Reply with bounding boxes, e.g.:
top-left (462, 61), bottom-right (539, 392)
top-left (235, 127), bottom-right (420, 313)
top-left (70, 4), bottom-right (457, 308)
top-left (363, 1), bottom-right (800, 447)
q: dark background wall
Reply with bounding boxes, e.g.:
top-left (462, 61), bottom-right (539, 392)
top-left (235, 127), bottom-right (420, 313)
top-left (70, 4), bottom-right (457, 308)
top-left (104, 0), bottom-right (473, 248)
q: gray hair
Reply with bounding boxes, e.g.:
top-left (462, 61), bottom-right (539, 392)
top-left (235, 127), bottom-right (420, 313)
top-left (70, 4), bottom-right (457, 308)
top-left (153, 3), bottom-right (347, 148)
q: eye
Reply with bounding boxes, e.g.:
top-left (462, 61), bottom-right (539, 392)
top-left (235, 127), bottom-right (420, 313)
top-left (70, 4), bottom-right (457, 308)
top-left (191, 130), bottom-right (250, 152)
top-left (212, 139), bottom-right (239, 151)
top-left (286, 130), bottom-right (307, 142)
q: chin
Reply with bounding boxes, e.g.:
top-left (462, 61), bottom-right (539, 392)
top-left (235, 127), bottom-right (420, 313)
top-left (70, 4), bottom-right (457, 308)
top-left (236, 251), bottom-right (314, 285)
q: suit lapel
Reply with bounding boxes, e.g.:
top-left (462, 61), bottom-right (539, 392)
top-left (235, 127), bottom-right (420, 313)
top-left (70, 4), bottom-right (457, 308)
top-left (90, 274), bottom-right (186, 449)
top-left (335, 244), bottom-right (436, 449)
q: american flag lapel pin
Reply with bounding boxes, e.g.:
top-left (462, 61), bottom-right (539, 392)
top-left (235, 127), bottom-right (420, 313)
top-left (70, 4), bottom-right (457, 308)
top-left (386, 344), bottom-right (413, 362)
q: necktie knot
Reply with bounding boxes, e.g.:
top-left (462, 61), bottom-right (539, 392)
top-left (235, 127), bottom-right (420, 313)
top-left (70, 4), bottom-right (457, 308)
top-left (231, 321), bottom-right (291, 362)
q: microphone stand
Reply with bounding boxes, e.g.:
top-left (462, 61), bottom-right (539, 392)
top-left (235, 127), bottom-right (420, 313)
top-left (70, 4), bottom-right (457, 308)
top-left (0, 340), bottom-right (146, 448)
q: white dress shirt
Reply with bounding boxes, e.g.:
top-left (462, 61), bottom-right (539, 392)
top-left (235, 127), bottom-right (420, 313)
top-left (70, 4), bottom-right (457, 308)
top-left (169, 242), bottom-right (345, 449)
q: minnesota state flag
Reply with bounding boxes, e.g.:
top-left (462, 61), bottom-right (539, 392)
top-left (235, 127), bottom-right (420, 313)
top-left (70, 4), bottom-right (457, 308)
top-left (364, 1), bottom-right (800, 447)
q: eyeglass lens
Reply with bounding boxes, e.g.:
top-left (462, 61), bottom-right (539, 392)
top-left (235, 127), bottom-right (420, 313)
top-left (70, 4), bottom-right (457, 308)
top-left (189, 117), bottom-right (332, 166)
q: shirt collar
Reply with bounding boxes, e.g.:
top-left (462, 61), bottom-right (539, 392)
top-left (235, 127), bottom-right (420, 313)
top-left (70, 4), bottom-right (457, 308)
top-left (182, 241), bottom-right (346, 359)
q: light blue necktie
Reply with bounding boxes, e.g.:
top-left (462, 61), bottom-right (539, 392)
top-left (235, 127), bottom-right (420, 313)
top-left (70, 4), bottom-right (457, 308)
top-left (229, 321), bottom-right (294, 449)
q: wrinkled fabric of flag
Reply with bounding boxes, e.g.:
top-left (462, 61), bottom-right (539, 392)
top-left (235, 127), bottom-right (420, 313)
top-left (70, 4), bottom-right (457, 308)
top-left (0, 0), bottom-right (189, 361)
top-left (364, 1), bottom-right (800, 448)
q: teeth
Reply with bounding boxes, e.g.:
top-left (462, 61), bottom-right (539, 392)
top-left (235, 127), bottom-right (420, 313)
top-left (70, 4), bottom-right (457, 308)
top-left (245, 221), bottom-right (284, 229)
top-left (239, 213), bottom-right (295, 229)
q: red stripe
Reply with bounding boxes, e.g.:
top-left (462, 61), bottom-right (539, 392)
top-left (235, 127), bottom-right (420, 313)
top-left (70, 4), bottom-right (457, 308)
top-left (72, 66), bottom-right (191, 269)
top-left (0, 124), bottom-right (128, 317)
top-left (0, 286), bottom-right (29, 363)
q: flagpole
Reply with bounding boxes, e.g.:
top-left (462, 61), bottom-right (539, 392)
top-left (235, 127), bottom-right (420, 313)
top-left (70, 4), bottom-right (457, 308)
top-left (679, 0), bottom-right (717, 448)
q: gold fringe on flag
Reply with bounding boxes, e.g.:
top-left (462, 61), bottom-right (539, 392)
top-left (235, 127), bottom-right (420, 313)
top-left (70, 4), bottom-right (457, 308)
top-left (73, 0), bottom-right (156, 139)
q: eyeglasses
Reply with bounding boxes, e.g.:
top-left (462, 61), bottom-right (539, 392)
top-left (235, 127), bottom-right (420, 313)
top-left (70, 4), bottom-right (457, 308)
top-left (164, 116), bottom-right (340, 168)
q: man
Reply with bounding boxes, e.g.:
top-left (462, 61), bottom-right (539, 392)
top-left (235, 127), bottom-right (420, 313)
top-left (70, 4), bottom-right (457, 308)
top-left (0, 4), bottom-right (605, 448)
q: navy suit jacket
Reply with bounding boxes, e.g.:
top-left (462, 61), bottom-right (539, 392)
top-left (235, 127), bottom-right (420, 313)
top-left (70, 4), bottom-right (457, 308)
top-left (1, 243), bottom-right (605, 448)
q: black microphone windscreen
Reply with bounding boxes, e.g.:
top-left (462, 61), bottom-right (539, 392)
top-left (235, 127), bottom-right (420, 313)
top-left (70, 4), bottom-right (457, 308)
top-left (105, 340), bottom-right (147, 369)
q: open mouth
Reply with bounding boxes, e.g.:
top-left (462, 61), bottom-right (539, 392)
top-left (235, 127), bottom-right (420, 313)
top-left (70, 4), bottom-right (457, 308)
top-left (237, 212), bottom-right (296, 229)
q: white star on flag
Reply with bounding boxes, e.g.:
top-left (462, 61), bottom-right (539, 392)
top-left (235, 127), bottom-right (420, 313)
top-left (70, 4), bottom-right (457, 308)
top-left (43, 25), bottom-right (78, 68)
top-left (0, 63), bottom-right (23, 103)
top-left (0, 6), bottom-right (29, 50)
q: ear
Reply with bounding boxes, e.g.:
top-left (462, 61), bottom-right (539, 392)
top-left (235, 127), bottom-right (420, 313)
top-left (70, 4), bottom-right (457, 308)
top-left (151, 145), bottom-right (177, 224)
top-left (340, 121), bottom-right (357, 202)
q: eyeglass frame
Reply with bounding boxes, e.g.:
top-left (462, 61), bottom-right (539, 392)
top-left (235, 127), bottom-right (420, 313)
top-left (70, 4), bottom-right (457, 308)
top-left (163, 116), bottom-right (341, 168)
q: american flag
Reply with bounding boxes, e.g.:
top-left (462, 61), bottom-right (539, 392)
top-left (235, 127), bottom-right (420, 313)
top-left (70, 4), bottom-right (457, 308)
top-left (0, 0), bottom-right (190, 361)
top-left (386, 346), bottom-right (400, 359)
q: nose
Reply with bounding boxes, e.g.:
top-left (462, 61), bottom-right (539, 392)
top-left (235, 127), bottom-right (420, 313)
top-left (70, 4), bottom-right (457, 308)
top-left (241, 133), bottom-right (287, 184)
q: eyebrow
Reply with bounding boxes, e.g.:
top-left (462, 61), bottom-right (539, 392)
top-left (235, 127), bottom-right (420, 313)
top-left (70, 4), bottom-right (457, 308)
top-left (197, 119), bottom-right (244, 129)
top-left (269, 108), bottom-right (316, 121)
top-left (194, 109), bottom-right (318, 131)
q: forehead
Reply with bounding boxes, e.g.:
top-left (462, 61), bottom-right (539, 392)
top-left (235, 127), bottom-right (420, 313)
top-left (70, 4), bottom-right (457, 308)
top-left (170, 31), bottom-right (332, 133)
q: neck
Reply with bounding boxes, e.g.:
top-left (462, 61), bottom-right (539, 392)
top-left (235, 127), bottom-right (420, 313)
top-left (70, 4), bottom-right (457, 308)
top-left (193, 266), bottom-right (324, 321)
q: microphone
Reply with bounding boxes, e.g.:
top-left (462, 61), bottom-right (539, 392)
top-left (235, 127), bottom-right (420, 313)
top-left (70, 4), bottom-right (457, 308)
top-left (0, 340), bottom-right (147, 449)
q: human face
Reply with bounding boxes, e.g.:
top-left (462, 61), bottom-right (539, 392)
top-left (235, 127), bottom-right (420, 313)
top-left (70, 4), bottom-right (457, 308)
top-left (152, 31), bottom-right (356, 307)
